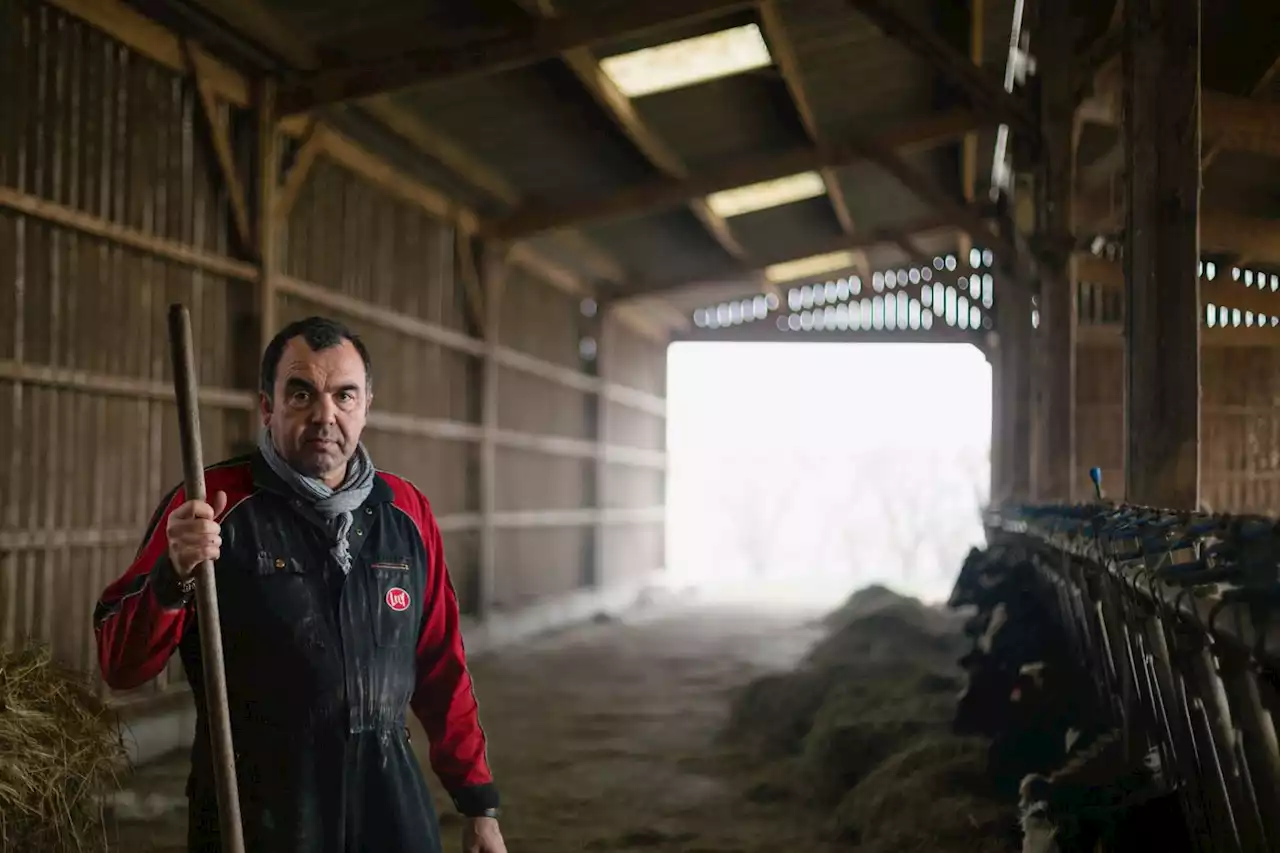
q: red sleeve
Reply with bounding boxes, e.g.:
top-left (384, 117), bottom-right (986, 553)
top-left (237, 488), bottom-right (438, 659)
top-left (93, 485), bottom-right (192, 691)
top-left (402, 485), bottom-right (499, 813)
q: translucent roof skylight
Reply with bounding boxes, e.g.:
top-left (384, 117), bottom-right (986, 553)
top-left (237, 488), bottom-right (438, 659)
top-left (706, 171), bottom-right (826, 218)
top-left (599, 23), bottom-right (773, 98)
top-left (764, 251), bottom-right (858, 284)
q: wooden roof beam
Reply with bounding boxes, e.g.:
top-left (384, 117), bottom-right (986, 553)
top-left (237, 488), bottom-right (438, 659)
top-left (844, 0), bottom-right (1038, 138)
top-left (608, 216), bottom-right (954, 302)
top-left (277, 0), bottom-right (754, 115)
top-left (1204, 55), bottom-right (1280, 171)
top-left (482, 110), bottom-right (987, 241)
top-left (1080, 86), bottom-right (1280, 161)
top-left (758, 0), bottom-right (865, 273)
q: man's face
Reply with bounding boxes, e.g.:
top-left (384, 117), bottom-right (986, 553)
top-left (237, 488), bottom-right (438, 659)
top-left (260, 336), bottom-right (371, 486)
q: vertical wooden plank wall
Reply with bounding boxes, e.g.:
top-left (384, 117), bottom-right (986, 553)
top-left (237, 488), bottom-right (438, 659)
top-left (0, 0), bottom-right (253, 705)
top-left (1076, 273), bottom-right (1280, 513)
top-left (0, 0), bottom-right (670, 706)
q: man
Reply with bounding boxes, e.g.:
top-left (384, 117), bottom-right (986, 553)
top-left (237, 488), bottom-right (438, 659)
top-left (94, 316), bottom-right (507, 853)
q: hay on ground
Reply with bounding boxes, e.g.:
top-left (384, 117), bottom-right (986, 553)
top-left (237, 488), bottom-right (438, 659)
top-left (832, 733), bottom-right (1014, 851)
top-left (799, 667), bottom-right (962, 800)
top-left (722, 584), bottom-right (1017, 852)
top-left (0, 644), bottom-right (127, 852)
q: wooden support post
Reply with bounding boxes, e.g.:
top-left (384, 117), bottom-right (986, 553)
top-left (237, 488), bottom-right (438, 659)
top-left (987, 343), bottom-right (1007, 503)
top-left (998, 276), bottom-right (1034, 501)
top-left (1122, 0), bottom-right (1201, 509)
top-left (1036, 0), bottom-right (1078, 501)
top-left (476, 241), bottom-right (508, 620)
top-left (583, 299), bottom-right (608, 590)
top-left (257, 78), bottom-right (279, 359)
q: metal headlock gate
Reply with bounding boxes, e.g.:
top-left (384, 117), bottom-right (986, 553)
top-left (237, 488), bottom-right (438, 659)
top-left (989, 502), bottom-right (1280, 852)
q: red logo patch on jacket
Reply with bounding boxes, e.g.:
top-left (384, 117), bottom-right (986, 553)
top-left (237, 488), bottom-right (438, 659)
top-left (385, 588), bottom-right (411, 611)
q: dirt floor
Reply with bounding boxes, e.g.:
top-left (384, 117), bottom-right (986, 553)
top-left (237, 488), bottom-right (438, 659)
top-left (107, 601), bottom-right (849, 853)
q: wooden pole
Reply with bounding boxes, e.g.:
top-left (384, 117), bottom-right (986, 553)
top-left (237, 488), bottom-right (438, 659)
top-left (476, 242), bottom-right (508, 619)
top-left (257, 79), bottom-right (279, 357)
top-left (1036, 0), bottom-right (1078, 501)
top-left (588, 302), bottom-right (608, 589)
top-left (1123, 0), bottom-right (1201, 509)
top-left (999, 274), bottom-right (1034, 500)
top-left (167, 305), bottom-right (246, 853)
top-left (987, 343), bottom-right (1006, 503)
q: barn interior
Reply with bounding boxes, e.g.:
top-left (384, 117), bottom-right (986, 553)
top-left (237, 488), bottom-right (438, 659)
top-left (4, 0), bottom-right (1280, 851)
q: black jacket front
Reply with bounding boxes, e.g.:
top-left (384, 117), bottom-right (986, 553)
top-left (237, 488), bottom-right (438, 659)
top-left (95, 453), bottom-right (498, 853)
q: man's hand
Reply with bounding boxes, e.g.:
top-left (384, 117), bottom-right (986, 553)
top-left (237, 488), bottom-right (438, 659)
top-left (462, 816), bottom-right (507, 853)
top-left (166, 491), bottom-right (228, 578)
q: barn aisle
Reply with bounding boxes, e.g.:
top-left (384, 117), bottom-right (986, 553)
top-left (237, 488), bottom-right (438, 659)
top-left (107, 603), bottom-right (845, 853)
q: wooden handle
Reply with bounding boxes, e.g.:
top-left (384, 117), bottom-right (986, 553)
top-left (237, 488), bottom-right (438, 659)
top-left (167, 304), bottom-right (246, 853)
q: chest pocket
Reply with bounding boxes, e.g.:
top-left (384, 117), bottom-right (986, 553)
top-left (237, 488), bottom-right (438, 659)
top-left (248, 551), bottom-right (322, 639)
top-left (368, 560), bottom-right (418, 648)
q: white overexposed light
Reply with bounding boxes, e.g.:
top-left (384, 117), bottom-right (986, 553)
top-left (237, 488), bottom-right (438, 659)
top-left (764, 250), bottom-right (857, 284)
top-left (706, 171), bottom-right (826, 217)
top-left (599, 23), bottom-right (773, 99)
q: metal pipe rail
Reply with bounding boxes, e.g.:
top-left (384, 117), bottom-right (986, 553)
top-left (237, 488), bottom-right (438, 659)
top-left (989, 501), bottom-right (1280, 852)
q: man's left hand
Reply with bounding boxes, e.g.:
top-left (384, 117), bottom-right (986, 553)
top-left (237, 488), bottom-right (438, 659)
top-left (462, 816), bottom-right (507, 853)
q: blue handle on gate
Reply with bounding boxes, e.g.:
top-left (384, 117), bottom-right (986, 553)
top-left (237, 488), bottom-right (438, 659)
top-left (1089, 467), bottom-right (1104, 500)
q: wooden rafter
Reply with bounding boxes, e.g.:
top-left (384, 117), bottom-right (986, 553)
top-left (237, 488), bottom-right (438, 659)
top-left (1080, 87), bottom-right (1280, 192)
top-left (611, 215), bottom-right (953, 301)
top-left (758, 0), bottom-right (863, 268)
top-left (893, 234), bottom-right (936, 270)
top-left (845, 0), bottom-right (1037, 137)
top-left (456, 228), bottom-right (490, 336)
top-left (528, 0), bottom-right (747, 260)
top-left (274, 119), bottom-right (326, 224)
top-left (277, 0), bottom-right (754, 115)
top-left (483, 110), bottom-right (987, 240)
top-left (1204, 56), bottom-right (1280, 172)
top-left (850, 132), bottom-right (1015, 262)
top-left (184, 39), bottom-right (253, 255)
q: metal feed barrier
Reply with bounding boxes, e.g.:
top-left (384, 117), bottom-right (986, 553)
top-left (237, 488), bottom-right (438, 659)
top-left (988, 500), bottom-right (1280, 852)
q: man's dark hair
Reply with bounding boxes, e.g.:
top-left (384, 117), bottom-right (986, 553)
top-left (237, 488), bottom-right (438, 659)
top-left (259, 316), bottom-right (373, 396)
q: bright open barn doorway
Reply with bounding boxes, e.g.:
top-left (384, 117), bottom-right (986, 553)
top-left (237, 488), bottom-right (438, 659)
top-left (664, 342), bottom-right (992, 609)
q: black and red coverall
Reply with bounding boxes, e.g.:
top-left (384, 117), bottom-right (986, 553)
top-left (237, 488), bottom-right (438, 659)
top-left (94, 452), bottom-right (498, 853)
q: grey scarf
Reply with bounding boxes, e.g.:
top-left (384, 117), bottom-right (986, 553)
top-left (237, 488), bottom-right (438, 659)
top-left (258, 428), bottom-right (376, 574)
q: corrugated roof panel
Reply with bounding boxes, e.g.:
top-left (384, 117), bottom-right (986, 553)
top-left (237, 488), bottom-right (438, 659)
top-left (630, 71), bottom-right (810, 173)
top-left (395, 63), bottom-right (661, 203)
top-left (323, 105), bottom-right (498, 214)
top-left (769, 0), bottom-right (938, 140)
top-left (832, 154), bottom-right (946, 233)
top-left (582, 209), bottom-right (747, 283)
top-left (249, 0), bottom-right (495, 61)
top-left (725, 197), bottom-right (846, 260)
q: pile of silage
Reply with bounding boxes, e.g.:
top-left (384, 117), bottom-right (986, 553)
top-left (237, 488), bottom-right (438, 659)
top-left (722, 584), bottom-right (1016, 850)
top-left (0, 644), bottom-right (128, 852)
